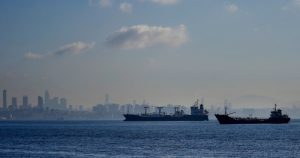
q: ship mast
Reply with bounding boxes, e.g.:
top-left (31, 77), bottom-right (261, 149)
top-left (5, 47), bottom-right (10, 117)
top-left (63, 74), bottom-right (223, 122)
top-left (144, 106), bottom-right (149, 115)
top-left (127, 105), bottom-right (130, 114)
top-left (194, 99), bottom-right (199, 107)
top-left (174, 106), bottom-right (179, 113)
top-left (157, 107), bottom-right (163, 115)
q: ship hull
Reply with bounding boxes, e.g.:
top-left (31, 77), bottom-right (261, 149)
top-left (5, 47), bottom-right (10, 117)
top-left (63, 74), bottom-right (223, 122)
top-left (124, 114), bottom-right (208, 121)
top-left (215, 114), bottom-right (290, 124)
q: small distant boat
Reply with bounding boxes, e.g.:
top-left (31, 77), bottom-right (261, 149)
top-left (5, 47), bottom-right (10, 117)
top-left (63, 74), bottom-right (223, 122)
top-left (123, 99), bottom-right (209, 121)
top-left (215, 104), bottom-right (290, 124)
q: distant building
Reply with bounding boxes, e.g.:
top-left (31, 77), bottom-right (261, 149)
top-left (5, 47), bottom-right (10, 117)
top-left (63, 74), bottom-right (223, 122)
top-left (11, 97), bottom-right (17, 110)
top-left (60, 98), bottom-right (67, 107)
top-left (52, 97), bottom-right (59, 105)
top-left (79, 105), bottom-right (83, 111)
top-left (43, 91), bottom-right (67, 110)
top-left (37, 96), bottom-right (43, 109)
top-left (68, 105), bottom-right (73, 111)
top-left (46, 97), bottom-right (63, 110)
top-left (45, 90), bottom-right (50, 104)
top-left (23, 96), bottom-right (29, 108)
top-left (2, 89), bottom-right (7, 109)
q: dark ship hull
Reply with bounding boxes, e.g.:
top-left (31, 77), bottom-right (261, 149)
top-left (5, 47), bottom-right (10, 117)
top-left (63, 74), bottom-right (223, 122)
top-left (215, 114), bottom-right (290, 124)
top-left (124, 114), bottom-right (208, 121)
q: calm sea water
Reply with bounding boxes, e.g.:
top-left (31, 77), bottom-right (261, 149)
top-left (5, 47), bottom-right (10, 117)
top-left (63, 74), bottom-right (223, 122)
top-left (0, 120), bottom-right (299, 158)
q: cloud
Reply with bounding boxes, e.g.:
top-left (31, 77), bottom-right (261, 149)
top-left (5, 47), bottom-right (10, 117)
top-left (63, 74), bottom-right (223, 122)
top-left (53, 41), bottom-right (95, 56)
top-left (24, 41), bottom-right (95, 60)
top-left (24, 52), bottom-right (44, 60)
top-left (120, 2), bottom-right (132, 13)
top-left (88, 0), bottom-right (111, 7)
top-left (106, 24), bottom-right (188, 49)
top-left (281, 0), bottom-right (300, 12)
top-left (281, 6), bottom-right (289, 11)
top-left (148, 0), bottom-right (179, 5)
top-left (100, 0), bottom-right (112, 8)
top-left (225, 4), bottom-right (239, 14)
top-left (293, 0), bottom-right (300, 7)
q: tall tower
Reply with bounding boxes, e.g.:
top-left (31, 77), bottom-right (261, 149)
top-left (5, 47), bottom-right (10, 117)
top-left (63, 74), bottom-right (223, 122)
top-left (2, 89), bottom-right (7, 109)
top-left (105, 93), bottom-right (109, 105)
top-left (37, 96), bottom-right (43, 109)
top-left (23, 96), bottom-right (29, 107)
top-left (12, 97), bottom-right (17, 110)
top-left (44, 90), bottom-right (50, 104)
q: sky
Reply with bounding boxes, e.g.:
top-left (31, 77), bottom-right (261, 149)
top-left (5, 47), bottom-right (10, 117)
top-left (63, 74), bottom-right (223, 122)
top-left (1, 0), bottom-right (300, 108)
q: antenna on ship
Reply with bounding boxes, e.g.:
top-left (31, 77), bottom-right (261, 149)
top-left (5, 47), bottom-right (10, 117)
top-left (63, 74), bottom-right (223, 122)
top-left (174, 106), bottom-right (179, 113)
top-left (194, 99), bottom-right (199, 107)
top-left (224, 99), bottom-right (228, 115)
top-left (144, 106), bottom-right (149, 115)
top-left (274, 104), bottom-right (277, 111)
top-left (201, 98), bottom-right (204, 105)
top-left (127, 105), bottom-right (130, 114)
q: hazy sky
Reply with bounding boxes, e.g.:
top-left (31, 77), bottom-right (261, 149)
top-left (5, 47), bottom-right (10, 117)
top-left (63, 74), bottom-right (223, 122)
top-left (1, 0), bottom-right (300, 107)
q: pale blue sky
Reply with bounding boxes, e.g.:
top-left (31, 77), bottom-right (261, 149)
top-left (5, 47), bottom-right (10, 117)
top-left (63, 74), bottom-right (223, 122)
top-left (1, 0), bottom-right (300, 107)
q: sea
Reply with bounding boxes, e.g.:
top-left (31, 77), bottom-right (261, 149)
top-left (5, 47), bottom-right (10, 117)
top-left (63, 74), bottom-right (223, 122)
top-left (0, 120), bottom-right (299, 158)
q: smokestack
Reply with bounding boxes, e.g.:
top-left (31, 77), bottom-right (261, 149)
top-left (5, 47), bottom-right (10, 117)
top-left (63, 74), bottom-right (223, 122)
top-left (2, 89), bottom-right (7, 109)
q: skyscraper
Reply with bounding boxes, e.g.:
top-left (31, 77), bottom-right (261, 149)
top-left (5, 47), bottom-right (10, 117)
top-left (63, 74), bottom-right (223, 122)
top-left (45, 90), bottom-right (50, 104)
top-left (23, 96), bottom-right (29, 107)
top-left (38, 96), bottom-right (43, 109)
top-left (12, 97), bottom-right (17, 110)
top-left (2, 89), bottom-right (7, 109)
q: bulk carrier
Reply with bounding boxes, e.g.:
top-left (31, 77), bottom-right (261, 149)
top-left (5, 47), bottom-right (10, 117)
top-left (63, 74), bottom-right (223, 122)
top-left (123, 99), bottom-right (209, 121)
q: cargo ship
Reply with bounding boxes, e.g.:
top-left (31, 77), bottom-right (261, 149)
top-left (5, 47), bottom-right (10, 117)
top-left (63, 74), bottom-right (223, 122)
top-left (215, 104), bottom-right (290, 124)
top-left (123, 99), bottom-right (209, 121)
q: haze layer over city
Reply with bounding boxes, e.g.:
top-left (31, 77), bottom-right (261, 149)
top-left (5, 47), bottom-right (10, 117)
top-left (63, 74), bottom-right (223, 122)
top-left (1, 0), bottom-right (300, 112)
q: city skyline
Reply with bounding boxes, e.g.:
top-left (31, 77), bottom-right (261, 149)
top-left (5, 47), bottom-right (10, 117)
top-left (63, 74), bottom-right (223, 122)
top-left (1, 0), bottom-right (300, 107)
top-left (2, 88), bottom-right (300, 120)
top-left (1, 89), bottom-right (67, 110)
top-left (0, 89), bottom-right (181, 109)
